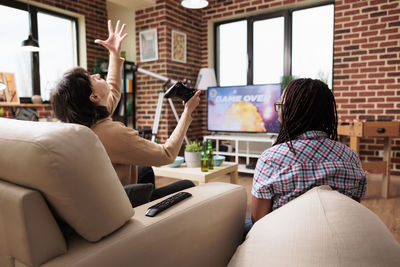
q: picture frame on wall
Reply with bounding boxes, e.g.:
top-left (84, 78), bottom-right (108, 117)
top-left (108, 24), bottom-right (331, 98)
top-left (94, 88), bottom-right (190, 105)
top-left (139, 28), bottom-right (158, 62)
top-left (171, 30), bottom-right (186, 63)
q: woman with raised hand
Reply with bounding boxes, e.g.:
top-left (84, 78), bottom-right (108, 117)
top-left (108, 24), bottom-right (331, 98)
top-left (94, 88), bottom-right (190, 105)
top-left (52, 20), bottom-right (200, 206)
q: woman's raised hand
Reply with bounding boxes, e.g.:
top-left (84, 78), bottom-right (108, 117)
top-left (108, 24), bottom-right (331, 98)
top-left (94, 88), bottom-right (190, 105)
top-left (183, 90), bottom-right (201, 115)
top-left (95, 20), bottom-right (127, 57)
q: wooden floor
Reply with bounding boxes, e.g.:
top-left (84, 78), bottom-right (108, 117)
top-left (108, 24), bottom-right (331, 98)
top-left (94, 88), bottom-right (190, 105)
top-left (156, 172), bottom-right (400, 243)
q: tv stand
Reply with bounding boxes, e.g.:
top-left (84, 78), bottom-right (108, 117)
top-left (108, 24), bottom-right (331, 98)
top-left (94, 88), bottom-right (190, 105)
top-left (203, 134), bottom-right (277, 174)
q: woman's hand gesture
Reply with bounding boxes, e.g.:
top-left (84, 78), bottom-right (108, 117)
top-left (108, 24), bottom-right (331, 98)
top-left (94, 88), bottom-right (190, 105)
top-left (95, 20), bottom-right (127, 57)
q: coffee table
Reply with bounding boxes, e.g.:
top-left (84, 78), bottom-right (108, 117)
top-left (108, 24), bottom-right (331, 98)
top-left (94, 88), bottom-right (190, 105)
top-left (152, 161), bottom-right (238, 184)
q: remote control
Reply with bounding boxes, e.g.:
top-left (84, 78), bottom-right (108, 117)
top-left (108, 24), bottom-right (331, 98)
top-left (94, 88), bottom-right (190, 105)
top-left (145, 191), bottom-right (192, 217)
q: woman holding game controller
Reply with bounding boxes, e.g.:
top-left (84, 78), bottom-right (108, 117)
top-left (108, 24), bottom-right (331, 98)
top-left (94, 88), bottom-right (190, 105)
top-left (51, 20), bottom-right (201, 206)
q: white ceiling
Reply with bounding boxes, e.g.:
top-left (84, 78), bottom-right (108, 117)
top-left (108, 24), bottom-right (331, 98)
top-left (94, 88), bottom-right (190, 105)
top-left (107, 0), bottom-right (156, 9)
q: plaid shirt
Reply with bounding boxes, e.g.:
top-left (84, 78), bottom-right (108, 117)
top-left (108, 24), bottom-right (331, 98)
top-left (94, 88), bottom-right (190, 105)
top-left (252, 131), bottom-right (367, 210)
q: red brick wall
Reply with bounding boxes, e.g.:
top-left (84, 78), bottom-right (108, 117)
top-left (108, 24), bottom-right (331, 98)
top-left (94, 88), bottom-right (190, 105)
top-left (135, 0), bottom-right (203, 144)
top-left (136, 0), bottom-right (400, 174)
top-left (31, 0), bottom-right (109, 72)
top-left (334, 0), bottom-right (400, 174)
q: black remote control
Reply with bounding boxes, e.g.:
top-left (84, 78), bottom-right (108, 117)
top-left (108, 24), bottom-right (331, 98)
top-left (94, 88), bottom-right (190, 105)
top-left (145, 191), bottom-right (192, 217)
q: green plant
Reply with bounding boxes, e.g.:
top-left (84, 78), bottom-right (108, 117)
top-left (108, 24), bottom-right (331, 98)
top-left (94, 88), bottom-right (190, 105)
top-left (93, 58), bottom-right (108, 76)
top-left (185, 141), bottom-right (202, 152)
top-left (281, 74), bottom-right (297, 90)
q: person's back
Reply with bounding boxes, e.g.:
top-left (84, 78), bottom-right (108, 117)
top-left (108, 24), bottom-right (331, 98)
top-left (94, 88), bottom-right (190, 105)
top-left (254, 130), bottom-right (366, 210)
top-left (250, 78), bottom-right (367, 225)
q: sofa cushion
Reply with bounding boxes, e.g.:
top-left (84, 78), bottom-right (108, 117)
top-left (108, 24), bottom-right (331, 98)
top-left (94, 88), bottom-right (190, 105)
top-left (0, 118), bottom-right (134, 242)
top-left (229, 185), bottom-right (400, 267)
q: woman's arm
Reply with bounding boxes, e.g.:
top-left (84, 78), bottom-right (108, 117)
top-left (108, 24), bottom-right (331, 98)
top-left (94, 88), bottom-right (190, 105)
top-left (94, 91), bottom-right (201, 167)
top-left (251, 196), bottom-right (273, 223)
top-left (94, 20), bottom-right (127, 113)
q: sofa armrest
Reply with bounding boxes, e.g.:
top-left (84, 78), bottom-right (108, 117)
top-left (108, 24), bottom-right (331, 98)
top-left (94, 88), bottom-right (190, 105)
top-left (0, 180), bottom-right (67, 267)
top-left (43, 182), bottom-right (247, 267)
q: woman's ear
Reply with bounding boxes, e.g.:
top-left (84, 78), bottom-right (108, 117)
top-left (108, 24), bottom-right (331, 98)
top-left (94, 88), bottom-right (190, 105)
top-left (89, 93), bottom-right (99, 104)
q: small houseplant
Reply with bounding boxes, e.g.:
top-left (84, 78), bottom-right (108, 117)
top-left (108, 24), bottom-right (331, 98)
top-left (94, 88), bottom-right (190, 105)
top-left (184, 141), bottom-right (202, 168)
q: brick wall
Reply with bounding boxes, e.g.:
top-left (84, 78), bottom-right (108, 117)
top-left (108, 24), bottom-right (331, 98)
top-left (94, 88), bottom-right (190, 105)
top-left (334, 0), bottom-right (400, 175)
top-left (136, 0), bottom-right (400, 174)
top-left (135, 0), bottom-right (203, 144)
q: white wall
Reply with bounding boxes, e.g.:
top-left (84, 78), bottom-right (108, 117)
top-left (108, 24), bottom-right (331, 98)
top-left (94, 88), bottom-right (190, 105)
top-left (107, 1), bottom-right (136, 62)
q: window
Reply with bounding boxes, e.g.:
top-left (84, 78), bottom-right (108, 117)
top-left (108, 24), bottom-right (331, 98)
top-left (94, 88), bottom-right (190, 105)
top-left (0, 1), bottom-right (78, 101)
top-left (253, 17), bottom-right (284, 84)
top-left (0, 5), bottom-right (32, 98)
top-left (215, 2), bottom-right (334, 88)
top-left (292, 5), bottom-right (334, 88)
top-left (217, 20), bottom-right (247, 86)
top-left (38, 12), bottom-right (78, 100)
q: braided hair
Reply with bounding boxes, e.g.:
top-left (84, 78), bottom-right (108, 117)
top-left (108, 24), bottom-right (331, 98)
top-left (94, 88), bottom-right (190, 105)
top-left (274, 78), bottom-right (338, 153)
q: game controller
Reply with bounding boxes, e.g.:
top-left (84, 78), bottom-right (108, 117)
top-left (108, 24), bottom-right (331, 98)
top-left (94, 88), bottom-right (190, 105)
top-left (164, 82), bottom-right (196, 103)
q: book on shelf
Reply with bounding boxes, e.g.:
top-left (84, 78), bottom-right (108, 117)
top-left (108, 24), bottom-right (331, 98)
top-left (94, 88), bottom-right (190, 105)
top-left (116, 99), bottom-right (133, 117)
top-left (125, 79), bottom-right (133, 93)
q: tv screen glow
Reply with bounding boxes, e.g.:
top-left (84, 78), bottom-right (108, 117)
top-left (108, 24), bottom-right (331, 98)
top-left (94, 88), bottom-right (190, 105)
top-left (207, 84), bottom-right (281, 133)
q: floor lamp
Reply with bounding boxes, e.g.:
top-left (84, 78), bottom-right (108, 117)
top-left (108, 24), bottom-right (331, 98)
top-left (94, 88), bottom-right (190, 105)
top-left (195, 68), bottom-right (217, 90)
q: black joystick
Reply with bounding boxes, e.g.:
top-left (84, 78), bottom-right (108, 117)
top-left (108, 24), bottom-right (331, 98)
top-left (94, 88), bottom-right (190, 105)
top-left (164, 82), bottom-right (196, 103)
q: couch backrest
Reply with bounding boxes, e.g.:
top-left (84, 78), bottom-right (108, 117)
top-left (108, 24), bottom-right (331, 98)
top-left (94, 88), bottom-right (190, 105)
top-left (229, 185), bottom-right (400, 267)
top-left (0, 180), bottom-right (67, 267)
top-left (0, 118), bottom-right (134, 243)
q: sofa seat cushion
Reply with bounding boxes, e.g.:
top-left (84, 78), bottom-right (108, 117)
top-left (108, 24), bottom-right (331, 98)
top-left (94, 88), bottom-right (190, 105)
top-left (41, 183), bottom-right (247, 267)
top-left (0, 118), bottom-right (134, 242)
top-left (229, 185), bottom-right (400, 267)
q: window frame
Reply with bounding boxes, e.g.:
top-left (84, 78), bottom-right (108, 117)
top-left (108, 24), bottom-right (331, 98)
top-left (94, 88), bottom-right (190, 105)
top-left (214, 0), bottom-right (335, 87)
top-left (1, 0), bottom-right (79, 102)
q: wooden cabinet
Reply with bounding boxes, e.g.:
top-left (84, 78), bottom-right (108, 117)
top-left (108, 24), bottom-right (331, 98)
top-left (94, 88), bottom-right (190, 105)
top-left (338, 121), bottom-right (400, 198)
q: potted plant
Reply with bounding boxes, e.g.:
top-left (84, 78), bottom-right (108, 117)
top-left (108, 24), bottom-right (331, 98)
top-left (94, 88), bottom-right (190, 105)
top-left (184, 141), bottom-right (202, 168)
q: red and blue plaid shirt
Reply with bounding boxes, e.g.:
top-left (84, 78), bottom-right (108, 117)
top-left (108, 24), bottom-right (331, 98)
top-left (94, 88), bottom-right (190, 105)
top-left (252, 131), bottom-right (367, 210)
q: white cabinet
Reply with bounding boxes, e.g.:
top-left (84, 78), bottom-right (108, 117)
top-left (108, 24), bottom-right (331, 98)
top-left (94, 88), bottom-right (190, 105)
top-left (203, 134), bottom-right (276, 174)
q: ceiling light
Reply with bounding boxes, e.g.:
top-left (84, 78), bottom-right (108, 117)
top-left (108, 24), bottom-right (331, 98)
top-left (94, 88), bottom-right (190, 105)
top-left (181, 0), bottom-right (208, 9)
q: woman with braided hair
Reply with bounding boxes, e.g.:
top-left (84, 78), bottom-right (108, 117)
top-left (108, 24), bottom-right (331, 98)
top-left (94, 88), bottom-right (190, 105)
top-left (250, 78), bottom-right (366, 224)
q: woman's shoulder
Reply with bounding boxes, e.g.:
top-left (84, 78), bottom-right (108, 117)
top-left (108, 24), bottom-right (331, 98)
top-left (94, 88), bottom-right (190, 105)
top-left (330, 138), bottom-right (361, 161)
top-left (91, 118), bottom-right (138, 137)
top-left (260, 142), bottom-right (292, 163)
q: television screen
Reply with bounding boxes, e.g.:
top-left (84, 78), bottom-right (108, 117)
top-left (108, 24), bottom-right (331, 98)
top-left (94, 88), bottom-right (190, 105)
top-left (207, 84), bottom-right (281, 133)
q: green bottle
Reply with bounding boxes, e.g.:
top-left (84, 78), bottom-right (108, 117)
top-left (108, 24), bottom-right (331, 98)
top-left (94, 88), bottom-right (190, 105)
top-left (207, 140), bottom-right (214, 170)
top-left (201, 141), bottom-right (209, 172)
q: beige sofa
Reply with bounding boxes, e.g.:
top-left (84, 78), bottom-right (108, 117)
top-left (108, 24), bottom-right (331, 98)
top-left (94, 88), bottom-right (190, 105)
top-left (2, 118), bottom-right (400, 267)
top-left (0, 118), bottom-right (247, 267)
top-left (229, 185), bottom-right (400, 267)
